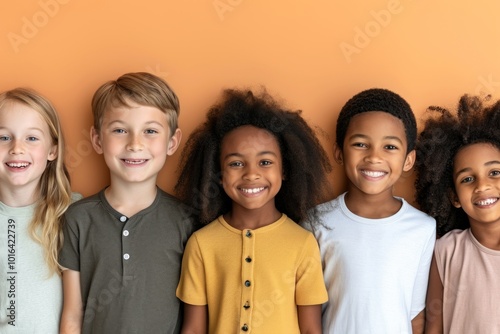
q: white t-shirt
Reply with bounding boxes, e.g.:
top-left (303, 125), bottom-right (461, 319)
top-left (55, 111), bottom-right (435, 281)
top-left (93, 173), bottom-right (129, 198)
top-left (310, 193), bottom-right (436, 334)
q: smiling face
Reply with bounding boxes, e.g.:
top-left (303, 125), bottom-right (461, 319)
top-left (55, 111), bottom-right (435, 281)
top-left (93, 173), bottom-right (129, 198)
top-left (335, 111), bottom-right (415, 200)
top-left (0, 101), bottom-right (57, 198)
top-left (91, 101), bottom-right (181, 187)
top-left (452, 143), bottom-right (500, 228)
top-left (220, 125), bottom-right (283, 216)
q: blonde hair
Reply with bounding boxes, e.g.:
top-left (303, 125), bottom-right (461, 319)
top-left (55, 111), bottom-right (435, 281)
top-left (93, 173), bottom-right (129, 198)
top-left (92, 72), bottom-right (180, 134)
top-left (0, 88), bottom-right (73, 275)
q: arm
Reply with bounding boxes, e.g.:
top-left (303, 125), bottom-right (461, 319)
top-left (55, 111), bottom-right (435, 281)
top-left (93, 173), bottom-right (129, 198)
top-left (424, 255), bottom-right (444, 334)
top-left (297, 304), bottom-right (322, 334)
top-left (60, 269), bottom-right (83, 334)
top-left (181, 304), bottom-right (207, 334)
top-left (411, 309), bottom-right (425, 334)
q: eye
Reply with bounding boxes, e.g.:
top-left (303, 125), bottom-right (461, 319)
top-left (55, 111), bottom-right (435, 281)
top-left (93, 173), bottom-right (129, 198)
top-left (260, 160), bottom-right (273, 166)
top-left (460, 176), bottom-right (474, 184)
top-left (352, 142), bottom-right (367, 148)
top-left (228, 161), bottom-right (243, 168)
top-left (145, 129), bottom-right (158, 134)
top-left (27, 136), bottom-right (38, 142)
top-left (112, 129), bottom-right (126, 134)
top-left (490, 170), bottom-right (500, 177)
top-left (385, 145), bottom-right (398, 150)
top-left (0, 135), bottom-right (11, 141)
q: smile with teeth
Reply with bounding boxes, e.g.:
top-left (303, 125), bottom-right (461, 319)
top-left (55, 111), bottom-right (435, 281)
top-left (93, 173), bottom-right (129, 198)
top-left (6, 162), bottom-right (30, 168)
top-left (240, 187), bottom-right (265, 194)
top-left (123, 159), bottom-right (147, 164)
top-left (361, 170), bottom-right (387, 178)
top-left (475, 197), bottom-right (498, 206)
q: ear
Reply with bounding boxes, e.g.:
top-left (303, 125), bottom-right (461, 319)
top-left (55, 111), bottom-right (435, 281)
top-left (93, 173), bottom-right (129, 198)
top-left (333, 143), bottom-right (344, 166)
top-left (449, 191), bottom-right (462, 208)
top-left (90, 126), bottom-right (104, 155)
top-left (167, 128), bottom-right (182, 156)
top-left (47, 145), bottom-right (57, 162)
top-left (403, 149), bottom-right (416, 172)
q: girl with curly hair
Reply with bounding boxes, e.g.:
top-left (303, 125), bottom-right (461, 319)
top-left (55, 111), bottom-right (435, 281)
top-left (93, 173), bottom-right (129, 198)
top-left (175, 88), bottom-right (332, 333)
top-left (415, 95), bottom-right (500, 333)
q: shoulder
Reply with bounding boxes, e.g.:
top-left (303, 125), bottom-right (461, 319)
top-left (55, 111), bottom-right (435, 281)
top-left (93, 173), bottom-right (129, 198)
top-left (400, 199), bottom-right (436, 228)
top-left (312, 196), bottom-right (343, 221)
top-left (65, 192), bottom-right (102, 214)
top-left (436, 229), bottom-right (468, 248)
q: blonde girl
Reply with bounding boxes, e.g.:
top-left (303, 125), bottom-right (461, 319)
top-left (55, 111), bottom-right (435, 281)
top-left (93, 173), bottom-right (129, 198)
top-left (0, 88), bottom-right (80, 333)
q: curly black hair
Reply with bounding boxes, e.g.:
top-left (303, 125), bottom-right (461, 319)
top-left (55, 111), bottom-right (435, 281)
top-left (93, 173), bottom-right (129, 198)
top-left (336, 88), bottom-right (417, 153)
top-left (175, 88), bottom-right (333, 226)
top-left (415, 95), bottom-right (500, 237)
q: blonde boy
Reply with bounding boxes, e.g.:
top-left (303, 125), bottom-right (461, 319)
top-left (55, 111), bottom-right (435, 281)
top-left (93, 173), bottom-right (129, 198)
top-left (59, 72), bottom-right (193, 334)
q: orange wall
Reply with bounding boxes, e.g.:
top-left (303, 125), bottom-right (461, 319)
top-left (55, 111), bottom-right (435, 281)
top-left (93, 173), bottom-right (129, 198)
top-left (2, 0), bottom-right (500, 205)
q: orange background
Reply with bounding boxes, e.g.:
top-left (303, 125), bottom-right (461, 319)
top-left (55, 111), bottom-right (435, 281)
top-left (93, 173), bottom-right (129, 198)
top-left (2, 0), bottom-right (499, 205)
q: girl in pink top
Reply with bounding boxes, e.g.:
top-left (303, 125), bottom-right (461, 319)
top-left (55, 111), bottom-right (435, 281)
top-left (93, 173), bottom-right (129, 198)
top-left (415, 95), bottom-right (500, 333)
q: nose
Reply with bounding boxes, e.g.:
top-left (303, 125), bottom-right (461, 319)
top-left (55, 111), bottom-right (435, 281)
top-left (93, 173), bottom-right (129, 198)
top-left (364, 147), bottom-right (382, 164)
top-left (9, 139), bottom-right (24, 155)
top-left (243, 164), bottom-right (260, 181)
top-left (126, 133), bottom-right (144, 151)
top-left (474, 176), bottom-right (491, 193)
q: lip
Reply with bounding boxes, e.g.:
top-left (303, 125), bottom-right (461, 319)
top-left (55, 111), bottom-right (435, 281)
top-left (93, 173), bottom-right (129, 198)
top-left (474, 197), bottom-right (499, 208)
top-left (121, 159), bottom-right (148, 166)
top-left (238, 186), bottom-right (266, 196)
top-left (360, 169), bottom-right (388, 179)
top-left (5, 161), bottom-right (31, 170)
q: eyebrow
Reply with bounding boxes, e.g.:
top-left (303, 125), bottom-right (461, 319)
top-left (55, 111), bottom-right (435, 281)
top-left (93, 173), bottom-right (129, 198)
top-left (106, 120), bottom-right (165, 127)
top-left (455, 160), bottom-right (500, 176)
top-left (223, 151), bottom-right (279, 160)
top-left (348, 134), bottom-right (404, 144)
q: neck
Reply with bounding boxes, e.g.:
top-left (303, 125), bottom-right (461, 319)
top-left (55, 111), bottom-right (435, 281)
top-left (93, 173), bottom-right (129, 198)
top-left (104, 181), bottom-right (158, 217)
top-left (225, 205), bottom-right (282, 230)
top-left (470, 222), bottom-right (500, 250)
top-left (0, 185), bottom-right (38, 207)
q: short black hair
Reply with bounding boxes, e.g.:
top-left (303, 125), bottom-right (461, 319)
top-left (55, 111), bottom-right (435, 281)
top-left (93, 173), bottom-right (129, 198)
top-left (336, 88), bottom-right (417, 153)
top-left (415, 95), bottom-right (500, 236)
top-left (175, 88), bottom-right (332, 226)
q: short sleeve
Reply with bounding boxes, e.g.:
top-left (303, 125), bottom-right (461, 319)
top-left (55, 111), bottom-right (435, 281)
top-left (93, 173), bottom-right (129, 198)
top-left (410, 227), bottom-right (437, 318)
top-left (295, 233), bottom-right (328, 305)
top-left (59, 213), bottom-right (81, 271)
top-left (176, 233), bottom-right (208, 305)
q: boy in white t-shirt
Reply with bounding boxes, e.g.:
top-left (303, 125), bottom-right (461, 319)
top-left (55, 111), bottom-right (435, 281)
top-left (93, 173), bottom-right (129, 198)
top-left (311, 88), bottom-right (436, 334)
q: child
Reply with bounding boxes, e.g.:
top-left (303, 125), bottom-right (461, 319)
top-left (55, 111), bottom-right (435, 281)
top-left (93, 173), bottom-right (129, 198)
top-left (0, 88), bottom-right (81, 333)
top-left (311, 88), bottom-right (436, 333)
top-left (59, 72), bottom-right (194, 333)
top-left (415, 95), bottom-right (500, 333)
top-left (175, 89), bottom-right (332, 333)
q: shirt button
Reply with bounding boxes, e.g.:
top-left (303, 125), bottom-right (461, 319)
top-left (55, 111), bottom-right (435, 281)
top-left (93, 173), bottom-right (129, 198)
top-left (123, 253), bottom-right (130, 260)
top-left (241, 324), bottom-right (248, 331)
top-left (120, 216), bottom-right (127, 222)
top-left (123, 230), bottom-right (129, 237)
top-left (245, 230), bottom-right (252, 237)
top-left (245, 257), bottom-right (252, 263)
top-left (243, 302), bottom-right (250, 309)
top-left (244, 280), bottom-right (251, 287)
